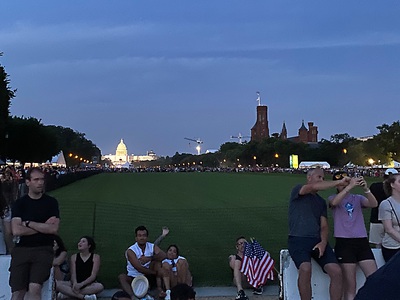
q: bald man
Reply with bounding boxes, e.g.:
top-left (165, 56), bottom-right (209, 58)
top-left (288, 168), bottom-right (349, 300)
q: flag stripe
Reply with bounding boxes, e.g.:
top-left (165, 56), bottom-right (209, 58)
top-left (240, 240), bottom-right (275, 288)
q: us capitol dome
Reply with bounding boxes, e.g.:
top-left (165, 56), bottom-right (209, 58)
top-left (102, 139), bottom-right (157, 167)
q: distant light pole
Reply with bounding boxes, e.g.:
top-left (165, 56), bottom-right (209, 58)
top-left (196, 145), bottom-right (201, 155)
top-left (274, 153), bottom-right (279, 167)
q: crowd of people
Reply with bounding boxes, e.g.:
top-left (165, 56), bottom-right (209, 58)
top-left (3, 165), bottom-right (400, 300)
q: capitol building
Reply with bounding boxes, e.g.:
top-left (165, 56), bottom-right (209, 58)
top-left (102, 139), bottom-right (158, 167)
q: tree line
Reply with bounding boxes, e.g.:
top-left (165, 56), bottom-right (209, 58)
top-left (148, 125), bottom-right (399, 170)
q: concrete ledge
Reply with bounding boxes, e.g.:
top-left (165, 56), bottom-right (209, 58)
top-left (98, 286), bottom-right (279, 298)
top-left (195, 286), bottom-right (279, 297)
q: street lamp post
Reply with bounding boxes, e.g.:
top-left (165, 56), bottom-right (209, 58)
top-left (274, 153), bottom-right (279, 167)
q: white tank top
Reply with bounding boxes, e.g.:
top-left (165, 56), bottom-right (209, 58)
top-left (126, 242), bottom-right (155, 277)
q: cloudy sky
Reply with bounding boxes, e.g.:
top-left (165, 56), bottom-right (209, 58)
top-left (1, 1), bottom-right (399, 156)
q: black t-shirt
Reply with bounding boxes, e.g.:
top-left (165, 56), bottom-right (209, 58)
top-left (12, 193), bottom-right (60, 247)
top-left (369, 182), bottom-right (388, 223)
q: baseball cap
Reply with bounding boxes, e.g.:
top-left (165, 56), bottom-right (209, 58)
top-left (385, 168), bottom-right (398, 175)
top-left (131, 275), bottom-right (149, 299)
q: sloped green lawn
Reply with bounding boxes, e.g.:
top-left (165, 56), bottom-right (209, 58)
top-left (50, 172), bottom-right (378, 288)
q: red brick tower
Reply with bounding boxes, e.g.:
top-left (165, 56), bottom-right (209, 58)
top-left (307, 122), bottom-right (318, 143)
top-left (251, 105), bottom-right (270, 142)
top-left (298, 120), bottom-right (308, 143)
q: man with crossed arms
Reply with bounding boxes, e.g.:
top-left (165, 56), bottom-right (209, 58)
top-left (9, 167), bottom-right (60, 300)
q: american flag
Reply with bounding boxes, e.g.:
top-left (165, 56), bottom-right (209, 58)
top-left (240, 240), bottom-right (274, 288)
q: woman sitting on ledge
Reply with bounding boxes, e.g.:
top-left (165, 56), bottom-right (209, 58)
top-left (56, 236), bottom-right (104, 300)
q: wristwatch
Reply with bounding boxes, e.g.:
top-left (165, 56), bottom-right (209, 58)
top-left (25, 220), bottom-right (31, 228)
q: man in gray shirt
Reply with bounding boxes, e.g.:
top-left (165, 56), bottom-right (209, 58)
top-left (288, 168), bottom-right (349, 300)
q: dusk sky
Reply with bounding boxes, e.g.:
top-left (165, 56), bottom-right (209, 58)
top-left (1, 1), bottom-right (399, 157)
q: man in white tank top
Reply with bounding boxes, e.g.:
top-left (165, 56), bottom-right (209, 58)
top-left (118, 225), bottom-right (166, 299)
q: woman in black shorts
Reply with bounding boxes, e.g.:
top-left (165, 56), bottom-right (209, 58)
top-left (329, 172), bottom-right (378, 300)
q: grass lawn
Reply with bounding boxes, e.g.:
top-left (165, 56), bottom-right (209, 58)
top-left (49, 172), bottom-right (379, 288)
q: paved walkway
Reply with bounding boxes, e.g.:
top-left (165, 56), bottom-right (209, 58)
top-left (98, 285), bottom-right (280, 300)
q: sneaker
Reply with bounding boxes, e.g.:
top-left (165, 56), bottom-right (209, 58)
top-left (84, 295), bottom-right (97, 300)
top-left (253, 286), bottom-right (263, 295)
top-left (235, 290), bottom-right (248, 300)
top-left (165, 290), bottom-right (171, 300)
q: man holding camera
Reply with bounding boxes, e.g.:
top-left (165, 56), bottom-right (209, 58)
top-left (288, 168), bottom-right (349, 300)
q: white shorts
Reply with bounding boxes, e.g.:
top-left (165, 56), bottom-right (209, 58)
top-left (369, 223), bottom-right (384, 245)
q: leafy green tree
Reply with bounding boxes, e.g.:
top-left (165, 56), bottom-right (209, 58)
top-left (254, 138), bottom-right (275, 166)
top-left (374, 121), bottom-right (400, 162)
top-left (6, 116), bottom-right (58, 165)
top-left (363, 138), bottom-right (390, 165)
top-left (330, 133), bottom-right (352, 144)
top-left (171, 152), bottom-right (193, 166)
top-left (46, 125), bottom-right (101, 166)
top-left (219, 142), bottom-right (246, 165)
top-left (0, 54), bottom-right (16, 160)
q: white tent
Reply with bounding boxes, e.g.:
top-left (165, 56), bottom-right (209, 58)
top-left (345, 161), bottom-right (356, 168)
top-left (50, 151), bottom-right (66, 167)
top-left (299, 161), bottom-right (331, 169)
top-left (382, 160), bottom-right (400, 168)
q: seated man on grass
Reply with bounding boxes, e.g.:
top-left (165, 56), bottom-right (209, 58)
top-left (229, 236), bottom-right (263, 300)
top-left (118, 225), bottom-right (166, 300)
